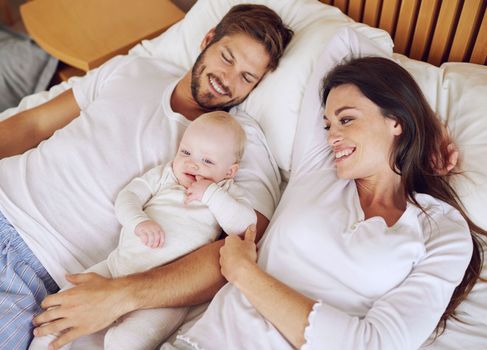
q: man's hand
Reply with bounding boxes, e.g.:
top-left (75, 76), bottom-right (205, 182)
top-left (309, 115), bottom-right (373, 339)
top-left (185, 176), bottom-right (213, 204)
top-left (32, 273), bottom-right (131, 350)
top-left (134, 220), bottom-right (165, 248)
top-left (219, 225), bottom-right (258, 285)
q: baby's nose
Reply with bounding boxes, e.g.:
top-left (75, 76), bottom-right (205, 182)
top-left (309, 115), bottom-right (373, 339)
top-left (187, 160), bottom-right (199, 169)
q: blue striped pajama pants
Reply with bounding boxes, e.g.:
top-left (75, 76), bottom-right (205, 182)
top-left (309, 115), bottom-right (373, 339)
top-left (0, 212), bottom-right (58, 350)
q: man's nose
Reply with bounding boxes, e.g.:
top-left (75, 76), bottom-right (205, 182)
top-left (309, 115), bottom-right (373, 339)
top-left (221, 68), bottom-right (238, 88)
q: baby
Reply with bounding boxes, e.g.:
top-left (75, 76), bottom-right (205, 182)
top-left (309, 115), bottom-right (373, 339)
top-left (30, 111), bottom-right (256, 350)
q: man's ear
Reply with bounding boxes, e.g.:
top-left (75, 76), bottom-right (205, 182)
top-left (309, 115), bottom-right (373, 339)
top-left (200, 28), bottom-right (216, 50)
top-left (225, 163), bottom-right (239, 179)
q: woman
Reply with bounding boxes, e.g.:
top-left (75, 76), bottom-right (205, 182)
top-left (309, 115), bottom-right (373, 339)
top-left (163, 57), bottom-right (485, 350)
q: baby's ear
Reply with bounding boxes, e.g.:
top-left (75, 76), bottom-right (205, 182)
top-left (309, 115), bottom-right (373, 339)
top-left (226, 163), bottom-right (239, 179)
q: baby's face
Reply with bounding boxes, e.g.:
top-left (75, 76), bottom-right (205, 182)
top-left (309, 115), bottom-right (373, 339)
top-left (173, 121), bottom-right (238, 188)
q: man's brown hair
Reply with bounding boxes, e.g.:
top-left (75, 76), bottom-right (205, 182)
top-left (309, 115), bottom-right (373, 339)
top-left (210, 4), bottom-right (294, 71)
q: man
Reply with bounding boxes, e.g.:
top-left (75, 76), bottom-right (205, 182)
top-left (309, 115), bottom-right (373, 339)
top-left (0, 4), bottom-right (293, 349)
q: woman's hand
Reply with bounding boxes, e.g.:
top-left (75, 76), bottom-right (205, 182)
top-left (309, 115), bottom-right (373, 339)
top-left (431, 124), bottom-right (459, 175)
top-left (219, 225), bottom-right (315, 348)
top-left (434, 142), bottom-right (459, 175)
top-left (219, 225), bottom-right (258, 285)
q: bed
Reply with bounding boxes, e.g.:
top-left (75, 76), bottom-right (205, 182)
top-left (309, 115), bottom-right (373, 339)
top-left (319, 0), bottom-right (486, 66)
top-left (1, 0), bottom-right (486, 349)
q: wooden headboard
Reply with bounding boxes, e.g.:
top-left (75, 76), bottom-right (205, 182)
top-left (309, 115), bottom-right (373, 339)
top-left (319, 0), bottom-right (486, 65)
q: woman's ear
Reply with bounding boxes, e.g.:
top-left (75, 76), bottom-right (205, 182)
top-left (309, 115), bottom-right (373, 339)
top-left (200, 28), bottom-right (216, 50)
top-left (225, 163), bottom-right (239, 179)
top-left (388, 118), bottom-right (403, 136)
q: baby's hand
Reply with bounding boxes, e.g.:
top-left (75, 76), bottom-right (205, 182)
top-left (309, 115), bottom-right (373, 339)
top-left (134, 220), bottom-right (165, 248)
top-left (185, 176), bottom-right (213, 205)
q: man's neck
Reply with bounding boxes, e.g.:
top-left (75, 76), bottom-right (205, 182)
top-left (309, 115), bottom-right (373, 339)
top-left (171, 72), bottom-right (209, 121)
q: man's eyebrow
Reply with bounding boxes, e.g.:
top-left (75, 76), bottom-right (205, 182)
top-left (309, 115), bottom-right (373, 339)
top-left (223, 46), bottom-right (235, 61)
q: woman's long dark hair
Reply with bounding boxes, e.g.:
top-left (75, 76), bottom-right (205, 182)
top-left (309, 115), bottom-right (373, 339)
top-left (321, 56), bottom-right (486, 335)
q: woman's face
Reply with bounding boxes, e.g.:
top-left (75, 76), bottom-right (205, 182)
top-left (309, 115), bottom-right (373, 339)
top-left (323, 84), bottom-right (402, 180)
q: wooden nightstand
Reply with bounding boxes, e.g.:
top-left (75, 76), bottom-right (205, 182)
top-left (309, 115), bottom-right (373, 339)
top-left (20, 0), bottom-right (185, 80)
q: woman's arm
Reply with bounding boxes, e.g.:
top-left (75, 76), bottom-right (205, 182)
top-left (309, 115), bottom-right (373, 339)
top-left (220, 204), bottom-right (472, 350)
top-left (219, 226), bottom-right (315, 348)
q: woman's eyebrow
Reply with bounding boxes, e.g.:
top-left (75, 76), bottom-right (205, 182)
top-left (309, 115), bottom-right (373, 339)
top-left (334, 106), bottom-right (356, 115)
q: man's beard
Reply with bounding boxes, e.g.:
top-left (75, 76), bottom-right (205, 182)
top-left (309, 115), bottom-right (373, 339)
top-left (191, 48), bottom-right (248, 111)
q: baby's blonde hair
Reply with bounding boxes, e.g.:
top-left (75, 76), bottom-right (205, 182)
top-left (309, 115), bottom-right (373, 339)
top-left (193, 111), bottom-right (246, 162)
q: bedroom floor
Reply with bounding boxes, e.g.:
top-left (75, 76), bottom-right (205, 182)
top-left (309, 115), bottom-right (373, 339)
top-left (0, 0), bottom-right (60, 112)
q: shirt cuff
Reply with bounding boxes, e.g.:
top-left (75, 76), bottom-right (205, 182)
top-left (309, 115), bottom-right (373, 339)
top-left (201, 183), bottom-right (220, 205)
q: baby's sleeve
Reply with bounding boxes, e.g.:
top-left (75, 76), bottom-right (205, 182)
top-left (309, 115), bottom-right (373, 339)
top-left (202, 182), bottom-right (257, 236)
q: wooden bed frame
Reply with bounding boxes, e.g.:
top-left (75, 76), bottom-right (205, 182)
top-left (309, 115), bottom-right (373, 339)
top-left (319, 0), bottom-right (486, 65)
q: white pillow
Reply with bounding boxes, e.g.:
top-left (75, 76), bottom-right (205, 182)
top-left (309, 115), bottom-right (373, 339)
top-left (440, 63), bottom-right (487, 232)
top-left (129, 0), bottom-right (394, 176)
top-left (394, 54), bottom-right (487, 231)
top-left (393, 55), bottom-right (487, 349)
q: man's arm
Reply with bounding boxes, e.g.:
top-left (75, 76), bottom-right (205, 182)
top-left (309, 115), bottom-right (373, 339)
top-left (0, 89), bottom-right (80, 158)
top-left (32, 211), bottom-right (269, 349)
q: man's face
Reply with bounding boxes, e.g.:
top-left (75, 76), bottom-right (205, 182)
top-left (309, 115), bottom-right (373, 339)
top-left (191, 33), bottom-right (271, 110)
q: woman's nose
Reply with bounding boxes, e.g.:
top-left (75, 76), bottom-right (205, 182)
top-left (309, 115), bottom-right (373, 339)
top-left (327, 127), bottom-right (343, 146)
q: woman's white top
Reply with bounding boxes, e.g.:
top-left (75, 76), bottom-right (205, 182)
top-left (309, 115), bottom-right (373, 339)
top-left (175, 40), bottom-right (473, 350)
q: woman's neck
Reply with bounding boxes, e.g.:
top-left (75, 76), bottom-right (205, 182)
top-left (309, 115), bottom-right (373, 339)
top-left (355, 171), bottom-right (407, 227)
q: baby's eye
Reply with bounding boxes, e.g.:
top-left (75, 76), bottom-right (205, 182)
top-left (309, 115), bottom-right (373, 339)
top-left (181, 150), bottom-right (190, 156)
top-left (202, 158), bottom-right (214, 165)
